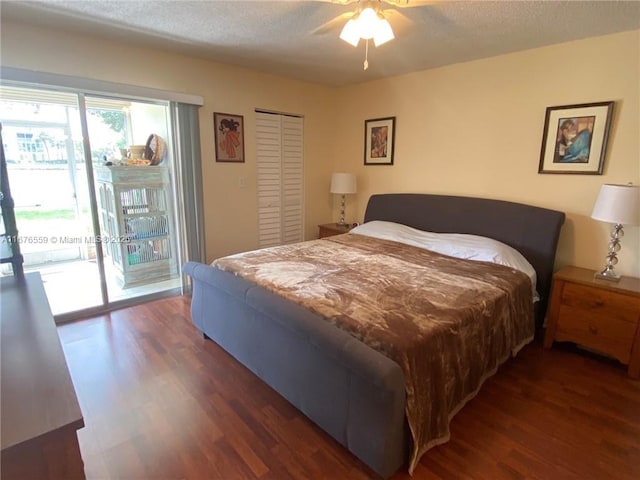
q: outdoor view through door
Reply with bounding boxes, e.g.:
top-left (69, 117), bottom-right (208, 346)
top-left (0, 86), bottom-right (181, 316)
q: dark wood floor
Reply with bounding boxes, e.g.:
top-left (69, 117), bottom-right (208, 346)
top-left (57, 295), bottom-right (640, 480)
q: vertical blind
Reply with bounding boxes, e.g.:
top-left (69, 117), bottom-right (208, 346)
top-left (256, 111), bottom-right (303, 248)
top-left (171, 102), bottom-right (204, 261)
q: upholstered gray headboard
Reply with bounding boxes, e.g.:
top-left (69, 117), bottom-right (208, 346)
top-left (364, 193), bottom-right (565, 327)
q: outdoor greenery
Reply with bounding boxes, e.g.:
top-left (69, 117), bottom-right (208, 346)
top-left (93, 110), bottom-right (125, 133)
top-left (89, 109), bottom-right (127, 150)
top-left (16, 209), bottom-right (77, 221)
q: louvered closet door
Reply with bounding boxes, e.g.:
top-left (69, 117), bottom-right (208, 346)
top-left (256, 113), bottom-right (282, 247)
top-left (256, 111), bottom-right (303, 248)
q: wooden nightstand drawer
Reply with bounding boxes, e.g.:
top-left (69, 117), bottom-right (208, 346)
top-left (561, 283), bottom-right (639, 324)
top-left (318, 223), bottom-right (354, 239)
top-left (544, 266), bottom-right (640, 379)
top-left (555, 305), bottom-right (637, 363)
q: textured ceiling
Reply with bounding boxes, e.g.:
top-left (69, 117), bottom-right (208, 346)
top-left (1, 0), bottom-right (639, 86)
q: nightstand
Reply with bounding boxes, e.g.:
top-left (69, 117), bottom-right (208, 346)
top-left (318, 223), bottom-right (354, 238)
top-left (543, 266), bottom-right (640, 378)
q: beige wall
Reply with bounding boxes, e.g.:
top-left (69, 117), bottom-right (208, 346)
top-left (2, 21), bottom-right (639, 276)
top-left (0, 21), bottom-right (337, 262)
top-left (333, 31), bottom-right (640, 277)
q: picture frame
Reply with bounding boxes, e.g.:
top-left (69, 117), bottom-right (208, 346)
top-left (538, 101), bottom-right (614, 175)
top-left (364, 116), bottom-right (395, 165)
top-left (214, 112), bottom-right (245, 162)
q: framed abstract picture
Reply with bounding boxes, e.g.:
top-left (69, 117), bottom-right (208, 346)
top-left (538, 101), bottom-right (614, 174)
top-left (214, 112), bottom-right (245, 162)
top-left (364, 116), bottom-right (395, 165)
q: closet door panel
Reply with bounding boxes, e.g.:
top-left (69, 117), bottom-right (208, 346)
top-left (256, 112), bottom-right (303, 248)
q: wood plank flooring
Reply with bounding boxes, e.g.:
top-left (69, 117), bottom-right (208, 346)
top-left (57, 295), bottom-right (640, 479)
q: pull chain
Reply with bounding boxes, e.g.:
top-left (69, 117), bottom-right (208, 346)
top-left (364, 38), bottom-right (369, 70)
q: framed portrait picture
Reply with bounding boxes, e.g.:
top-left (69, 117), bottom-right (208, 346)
top-left (364, 116), bottom-right (395, 165)
top-left (538, 101), bottom-right (614, 174)
top-left (214, 112), bottom-right (245, 162)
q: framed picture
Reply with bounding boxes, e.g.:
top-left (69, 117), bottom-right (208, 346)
top-left (538, 101), bottom-right (614, 174)
top-left (214, 112), bottom-right (245, 162)
top-left (364, 116), bottom-right (395, 165)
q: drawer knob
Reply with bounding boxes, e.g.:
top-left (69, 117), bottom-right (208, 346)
top-left (594, 299), bottom-right (605, 307)
top-left (589, 325), bottom-right (598, 335)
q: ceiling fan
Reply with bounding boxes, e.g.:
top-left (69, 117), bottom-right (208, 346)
top-left (314, 0), bottom-right (437, 70)
top-left (325, 0), bottom-right (431, 7)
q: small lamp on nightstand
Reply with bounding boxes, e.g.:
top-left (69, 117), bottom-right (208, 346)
top-left (591, 183), bottom-right (640, 282)
top-left (330, 173), bottom-right (357, 227)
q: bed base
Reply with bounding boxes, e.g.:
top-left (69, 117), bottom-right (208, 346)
top-left (184, 193), bottom-right (564, 477)
top-left (183, 262), bottom-right (408, 478)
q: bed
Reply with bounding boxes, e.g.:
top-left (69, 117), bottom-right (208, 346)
top-left (183, 193), bottom-right (565, 478)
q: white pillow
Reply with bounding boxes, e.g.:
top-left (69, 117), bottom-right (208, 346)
top-left (350, 220), bottom-right (539, 301)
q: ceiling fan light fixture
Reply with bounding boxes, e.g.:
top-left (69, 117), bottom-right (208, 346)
top-left (339, 1), bottom-right (397, 69)
top-left (373, 17), bottom-right (394, 47)
top-left (340, 18), bottom-right (361, 46)
top-left (357, 7), bottom-right (379, 39)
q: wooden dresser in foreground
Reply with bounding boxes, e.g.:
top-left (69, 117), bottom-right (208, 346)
top-left (544, 266), bottom-right (640, 378)
top-left (1, 273), bottom-right (85, 479)
top-left (318, 222), bottom-right (354, 238)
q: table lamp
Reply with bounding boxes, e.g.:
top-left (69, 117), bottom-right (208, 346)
top-left (330, 173), bottom-right (357, 227)
top-left (590, 183), bottom-right (640, 281)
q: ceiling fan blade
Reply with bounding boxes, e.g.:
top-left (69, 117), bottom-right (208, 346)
top-left (317, 0), bottom-right (438, 5)
top-left (308, 0), bottom-right (358, 4)
top-left (381, 9), bottom-right (413, 34)
top-left (386, 0), bottom-right (440, 8)
top-left (311, 11), bottom-right (355, 36)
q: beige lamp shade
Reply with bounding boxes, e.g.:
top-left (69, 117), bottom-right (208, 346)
top-left (330, 173), bottom-right (357, 195)
top-left (591, 184), bottom-right (640, 226)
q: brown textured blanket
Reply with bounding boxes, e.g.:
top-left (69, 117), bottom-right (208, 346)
top-left (213, 233), bottom-right (534, 472)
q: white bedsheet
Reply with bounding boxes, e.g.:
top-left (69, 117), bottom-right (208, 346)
top-left (350, 220), bottom-right (539, 301)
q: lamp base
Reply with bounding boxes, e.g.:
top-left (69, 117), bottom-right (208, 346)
top-left (338, 194), bottom-right (347, 227)
top-left (594, 223), bottom-right (624, 283)
top-left (594, 269), bottom-right (621, 282)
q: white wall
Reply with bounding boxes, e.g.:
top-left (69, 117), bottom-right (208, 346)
top-left (0, 20), bottom-right (337, 262)
top-left (2, 20), bottom-right (638, 276)
top-left (332, 31), bottom-right (640, 276)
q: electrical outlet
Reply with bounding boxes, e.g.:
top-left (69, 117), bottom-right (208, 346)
top-left (238, 176), bottom-right (246, 188)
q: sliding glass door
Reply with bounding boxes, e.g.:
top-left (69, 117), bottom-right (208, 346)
top-left (0, 85), bottom-right (181, 318)
top-left (0, 88), bottom-right (103, 313)
top-left (84, 96), bottom-right (180, 303)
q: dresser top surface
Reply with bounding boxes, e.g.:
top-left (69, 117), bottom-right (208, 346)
top-left (555, 266), bottom-right (640, 297)
top-left (319, 223), bottom-right (353, 231)
top-left (1, 273), bottom-right (84, 450)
